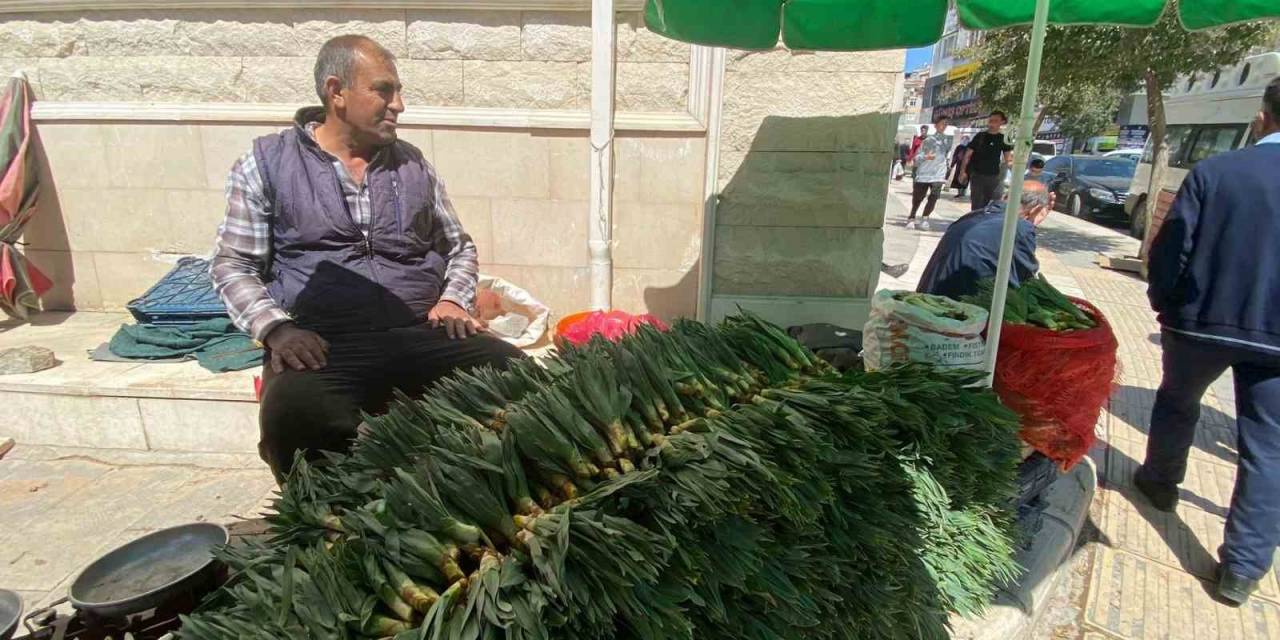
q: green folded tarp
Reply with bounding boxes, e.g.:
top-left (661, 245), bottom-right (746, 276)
top-left (108, 317), bottom-right (262, 373)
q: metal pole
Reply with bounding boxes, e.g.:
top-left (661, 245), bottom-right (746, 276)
top-left (588, 0), bottom-right (617, 311)
top-left (983, 0), bottom-right (1051, 384)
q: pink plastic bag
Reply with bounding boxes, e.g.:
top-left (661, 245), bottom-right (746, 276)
top-left (555, 310), bottom-right (669, 346)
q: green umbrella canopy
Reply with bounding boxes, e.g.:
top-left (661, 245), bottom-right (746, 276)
top-left (643, 0), bottom-right (1280, 51)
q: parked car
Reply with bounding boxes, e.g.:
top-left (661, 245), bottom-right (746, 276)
top-left (1004, 140), bottom-right (1062, 188)
top-left (1042, 155), bottom-right (1138, 219)
top-left (1103, 149), bottom-right (1143, 162)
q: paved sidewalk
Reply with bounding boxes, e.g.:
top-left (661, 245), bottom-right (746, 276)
top-left (882, 183), bottom-right (1280, 639)
top-left (0, 445), bottom-right (275, 614)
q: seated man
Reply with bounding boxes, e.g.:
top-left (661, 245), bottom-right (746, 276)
top-left (916, 181), bottom-right (1052, 300)
top-left (211, 35), bottom-right (523, 480)
top-left (1025, 157), bottom-right (1048, 185)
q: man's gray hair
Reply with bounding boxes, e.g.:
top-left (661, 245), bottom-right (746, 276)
top-left (1018, 181), bottom-right (1051, 211)
top-left (314, 35), bottom-right (395, 105)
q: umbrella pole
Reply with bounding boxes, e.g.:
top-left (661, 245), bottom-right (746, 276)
top-left (983, 0), bottom-right (1052, 384)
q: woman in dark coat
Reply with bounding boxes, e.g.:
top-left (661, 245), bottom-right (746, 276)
top-left (948, 135), bottom-right (970, 198)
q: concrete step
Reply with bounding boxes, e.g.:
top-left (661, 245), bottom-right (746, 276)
top-left (0, 312), bottom-right (259, 454)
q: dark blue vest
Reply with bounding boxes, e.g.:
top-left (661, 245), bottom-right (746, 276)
top-left (254, 108), bottom-right (446, 334)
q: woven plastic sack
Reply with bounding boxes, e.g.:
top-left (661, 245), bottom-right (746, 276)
top-left (862, 290), bottom-right (989, 371)
top-left (993, 298), bottom-right (1118, 470)
top-left (556, 310), bottom-right (668, 346)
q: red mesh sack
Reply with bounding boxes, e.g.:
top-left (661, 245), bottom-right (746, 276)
top-left (992, 298), bottom-right (1118, 470)
top-left (555, 310), bottom-right (669, 346)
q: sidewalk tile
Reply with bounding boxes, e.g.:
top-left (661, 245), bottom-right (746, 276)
top-left (1097, 486), bottom-right (1280, 603)
top-left (1085, 547), bottom-right (1280, 639)
top-left (1105, 399), bottom-right (1238, 469)
top-left (0, 459), bottom-right (113, 525)
top-left (128, 468), bottom-right (277, 531)
top-left (0, 465), bottom-right (193, 592)
top-left (1103, 434), bottom-right (1238, 517)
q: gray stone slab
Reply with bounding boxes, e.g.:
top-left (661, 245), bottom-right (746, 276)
top-left (0, 345), bottom-right (58, 375)
top-left (745, 113), bottom-right (898, 153)
top-left (713, 226), bottom-right (883, 297)
top-left (0, 458), bottom-right (114, 524)
top-left (0, 465), bottom-right (193, 591)
top-left (717, 151), bottom-right (891, 228)
top-left (5, 445), bottom-right (266, 470)
top-left (128, 468), bottom-right (276, 531)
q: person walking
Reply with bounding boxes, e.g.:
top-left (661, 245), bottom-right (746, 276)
top-left (949, 134), bottom-right (970, 198)
top-left (906, 115), bottom-right (952, 230)
top-left (907, 124), bottom-right (928, 177)
top-left (959, 111), bottom-right (1014, 209)
top-left (894, 141), bottom-right (911, 181)
top-left (1135, 77), bottom-right (1280, 607)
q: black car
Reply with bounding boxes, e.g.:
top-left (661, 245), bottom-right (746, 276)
top-left (1042, 155), bottom-right (1137, 220)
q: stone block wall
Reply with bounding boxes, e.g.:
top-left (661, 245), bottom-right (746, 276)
top-left (712, 47), bottom-right (903, 311)
top-left (4, 5), bottom-right (904, 327)
top-left (5, 6), bottom-right (705, 322)
top-left (23, 122), bottom-right (706, 322)
top-left (0, 9), bottom-right (690, 111)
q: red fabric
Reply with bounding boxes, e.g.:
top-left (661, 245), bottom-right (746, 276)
top-left (0, 244), bottom-right (11, 303)
top-left (992, 298), bottom-right (1119, 470)
top-left (1, 243), bottom-right (51, 307)
top-left (556, 310), bottom-right (669, 346)
top-left (908, 136), bottom-right (923, 162)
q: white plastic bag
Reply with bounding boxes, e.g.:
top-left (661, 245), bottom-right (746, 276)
top-left (862, 290), bottom-right (989, 371)
top-left (476, 274), bottom-right (551, 348)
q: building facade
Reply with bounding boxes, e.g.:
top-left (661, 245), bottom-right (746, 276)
top-left (920, 2), bottom-right (984, 129)
top-left (901, 64), bottom-right (930, 125)
top-left (3, 1), bottom-right (904, 328)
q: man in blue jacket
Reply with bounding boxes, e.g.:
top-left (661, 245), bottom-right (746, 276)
top-left (916, 180), bottom-right (1051, 300)
top-left (1136, 77), bottom-right (1280, 606)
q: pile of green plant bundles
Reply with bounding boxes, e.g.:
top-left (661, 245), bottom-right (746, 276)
top-left (179, 314), bottom-right (1022, 640)
top-left (964, 275), bottom-right (1096, 331)
top-left (891, 291), bottom-right (984, 322)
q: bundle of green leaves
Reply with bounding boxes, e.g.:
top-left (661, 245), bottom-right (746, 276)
top-left (180, 314), bottom-right (1022, 640)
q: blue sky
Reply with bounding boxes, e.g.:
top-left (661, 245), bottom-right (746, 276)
top-left (905, 46), bottom-right (933, 72)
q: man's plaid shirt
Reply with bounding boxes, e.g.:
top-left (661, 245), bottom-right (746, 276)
top-left (210, 124), bottom-right (478, 342)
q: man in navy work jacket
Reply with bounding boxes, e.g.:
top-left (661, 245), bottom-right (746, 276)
top-left (916, 180), bottom-right (1052, 300)
top-left (1135, 77), bottom-right (1280, 607)
top-left (211, 35), bottom-right (522, 481)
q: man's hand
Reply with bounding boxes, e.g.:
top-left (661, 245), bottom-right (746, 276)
top-left (429, 300), bottom-right (486, 339)
top-left (264, 323), bottom-right (329, 373)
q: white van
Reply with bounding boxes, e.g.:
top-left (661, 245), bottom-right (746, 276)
top-left (1126, 51), bottom-right (1279, 240)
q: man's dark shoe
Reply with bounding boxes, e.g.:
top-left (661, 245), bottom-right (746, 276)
top-left (1133, 467), bottom-right (1179, 512)
top-left (1215, 565), bottom-right (1258, 606)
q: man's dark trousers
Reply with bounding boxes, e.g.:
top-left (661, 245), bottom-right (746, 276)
top-left (969, 173), bottom-right (1004, 210)
top-left (1144, 329), bottom-right (1280, 580)
top-left (259, 324), bottom-right (523, 480)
